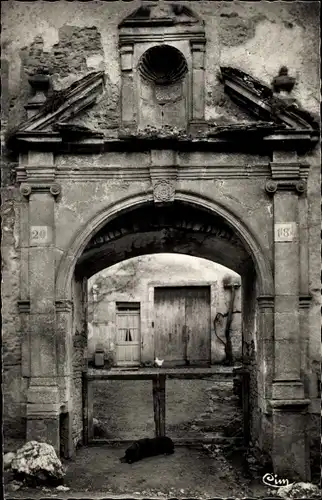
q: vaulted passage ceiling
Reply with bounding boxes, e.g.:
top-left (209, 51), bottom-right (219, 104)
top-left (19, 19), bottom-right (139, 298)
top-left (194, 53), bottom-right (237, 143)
top-left (76, 202), bottom-right (252, 278)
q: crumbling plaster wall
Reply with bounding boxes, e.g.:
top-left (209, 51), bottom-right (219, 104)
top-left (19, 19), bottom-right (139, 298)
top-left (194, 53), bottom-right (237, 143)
top-left (1, 188), bottom-right (27, 440)
top-left (1, 1), bottom-right (319, 131)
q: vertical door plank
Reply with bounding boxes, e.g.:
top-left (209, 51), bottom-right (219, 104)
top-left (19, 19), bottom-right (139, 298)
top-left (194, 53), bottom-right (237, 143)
top-left (185, 286), bottom-right (211, 365)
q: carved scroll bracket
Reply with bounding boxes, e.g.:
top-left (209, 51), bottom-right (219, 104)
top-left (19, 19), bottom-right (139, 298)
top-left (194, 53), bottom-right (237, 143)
top-left (20, 183), bottom-right (61, 200)
top-left (265, 179), bottom-right (306, 195)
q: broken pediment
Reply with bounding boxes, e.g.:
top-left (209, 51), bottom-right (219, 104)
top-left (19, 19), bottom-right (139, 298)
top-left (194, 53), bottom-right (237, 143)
top-left (118, 3), bottom-right (202, 28)
top-left (8, 65), bottom-right (319, 152)
top-left (219, 66), bottom-right (319, 132)
top-left (18, 71), bottom-right (105, 134)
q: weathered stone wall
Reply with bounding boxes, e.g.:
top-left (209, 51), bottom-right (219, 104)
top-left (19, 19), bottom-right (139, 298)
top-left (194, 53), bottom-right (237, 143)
top-left (1, 187), bottom-right (27, 442)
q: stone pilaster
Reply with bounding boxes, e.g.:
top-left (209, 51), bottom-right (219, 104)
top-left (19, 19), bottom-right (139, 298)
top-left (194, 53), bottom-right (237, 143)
top-left (190, 40), bottom-right (206, 122)
top-left (21, 150), bottom-right (61, 454)
top-left (265, 151), bottom-right (311, 481)
top-left (120, 44), bottom-right (135, 128)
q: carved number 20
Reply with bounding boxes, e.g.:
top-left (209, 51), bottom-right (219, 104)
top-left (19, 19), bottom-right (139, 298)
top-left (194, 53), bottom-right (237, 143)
top-left (31, 229), bottom-right (46, 240)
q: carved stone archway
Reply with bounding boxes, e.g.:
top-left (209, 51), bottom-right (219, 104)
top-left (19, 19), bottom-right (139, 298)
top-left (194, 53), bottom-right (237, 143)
top-left (51, 190), bottom-right (275, 466)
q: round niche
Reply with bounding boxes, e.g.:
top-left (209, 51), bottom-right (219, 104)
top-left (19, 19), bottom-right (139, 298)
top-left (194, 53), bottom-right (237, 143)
top-left (138, 45), bottom-right (188, 85)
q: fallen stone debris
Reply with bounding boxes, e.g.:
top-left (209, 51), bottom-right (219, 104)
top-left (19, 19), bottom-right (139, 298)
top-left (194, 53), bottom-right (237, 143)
top-left (9, 440), bottom-right (66, 487)
top-left (3, 451), bottom-right (16, 470)
top-left (276, 482), bottom-right (322, 499)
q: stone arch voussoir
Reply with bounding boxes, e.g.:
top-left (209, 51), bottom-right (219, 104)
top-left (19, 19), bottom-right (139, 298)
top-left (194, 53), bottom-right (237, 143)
top-left (55, 190), bottom-right (273, 300)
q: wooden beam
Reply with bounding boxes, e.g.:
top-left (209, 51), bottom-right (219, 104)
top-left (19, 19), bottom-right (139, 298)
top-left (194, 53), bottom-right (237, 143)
top-left (86, 365), bottom-right (239, 380)
top-left (159, 375), bottom-right (166, 437)
top-left (153, 377), bottom-right (160, 437)
top-left (153, 375), bottom-right (166, 438)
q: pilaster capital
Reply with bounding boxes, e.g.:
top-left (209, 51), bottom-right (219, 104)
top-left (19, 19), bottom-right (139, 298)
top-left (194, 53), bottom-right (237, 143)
top-left (190, 38), bottom-right (207, 51)
top-left (299, 295), bottom-right (312, 309)
top-left (17, 299), bottom-right (30, 313)
top-left (20, 182), bottom-right (61, 200)
top-left (266, 158), bottom-right (310, 195)
top-left (257, 295), bottom-right (274, 310)
top-left (265, 178), bottom-right (306, 195)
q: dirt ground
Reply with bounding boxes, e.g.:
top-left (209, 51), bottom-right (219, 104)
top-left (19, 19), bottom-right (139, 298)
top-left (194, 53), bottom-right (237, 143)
top-left (5, 444), bottom-right (270, 499)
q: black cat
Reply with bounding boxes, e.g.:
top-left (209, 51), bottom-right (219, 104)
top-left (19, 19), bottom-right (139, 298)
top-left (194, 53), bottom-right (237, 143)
top-left (120, 436), bottom-right (174, 464)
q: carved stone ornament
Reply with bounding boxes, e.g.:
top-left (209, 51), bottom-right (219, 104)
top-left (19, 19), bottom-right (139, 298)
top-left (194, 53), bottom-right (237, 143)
top-left (20, 184), bottom-right (32, 198)
top-left (271, 66), bottom-right (296, 94)
top-left (265, 180), bottom-right (278, 194)
top-left (50, 183), bottom-right (61, 197)
top-left (153, 179), bottom-right (176, 203)
top-left (295, 180), bottom-right (306, 194)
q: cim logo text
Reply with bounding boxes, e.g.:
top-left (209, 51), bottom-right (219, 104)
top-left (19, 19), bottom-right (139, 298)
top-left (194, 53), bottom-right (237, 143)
top-left (262, 473), bottom-right (294, 488)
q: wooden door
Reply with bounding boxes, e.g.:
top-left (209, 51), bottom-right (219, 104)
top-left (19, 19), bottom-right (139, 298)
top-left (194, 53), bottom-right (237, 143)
top-left (115, 307), bottom-right (140, 366)
top-left (154, 287), bottom-right (186, 364)
top-left (154, 286), bottom-right (211, 366)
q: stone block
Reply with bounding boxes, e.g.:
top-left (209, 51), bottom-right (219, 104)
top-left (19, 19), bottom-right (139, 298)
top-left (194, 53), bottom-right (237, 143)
top-left (272, 380), bottom-right (305, 400)
top-left (274, 340), bottom-right (301, 380)
top-left (28, 314), bottom-right (57, 377)
top-left (274, 243), bottom-right (299, 294)
top-left (27, 403), bottom-right (60, 415)
top-left (26, 417), bottom-right (60, 456)
top-left (275, 295), bottom-right (298, 312)
top-left (274, 191), bottom-right (298, 222)
top-left (27, 384), bottom-right (60, 405)
top-left (151, 150), bottom-right (176, 167)
top-left (258, 310), bottom-right (274, 340)
top-left (274, 311), bottom-right (299, 340)
top-left (272, 410), bottom-right (310, 481)
top-left (56, 311), bottom-right (73, 377)
top-left (29, 194), bottom-right (55, 228)
top-left (29, 249), bottom-right (55, 313)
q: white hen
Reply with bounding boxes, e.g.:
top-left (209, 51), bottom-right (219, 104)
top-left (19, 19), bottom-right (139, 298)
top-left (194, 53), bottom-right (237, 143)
top-left (155, 357), bottom-right (164, 367)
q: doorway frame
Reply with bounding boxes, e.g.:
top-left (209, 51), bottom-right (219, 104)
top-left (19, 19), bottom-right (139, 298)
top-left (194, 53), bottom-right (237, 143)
top-left (53, 192), bottom-right (275, 465)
